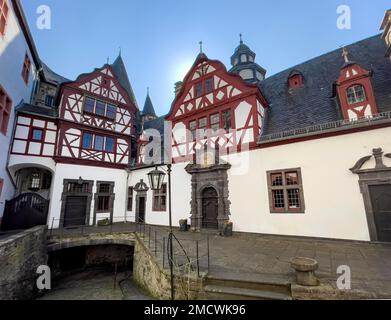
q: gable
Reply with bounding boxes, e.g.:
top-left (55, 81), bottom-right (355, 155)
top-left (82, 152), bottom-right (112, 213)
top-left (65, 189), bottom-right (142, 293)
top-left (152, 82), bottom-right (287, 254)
top-left (167, 56), bottom-right (259, 121)
top-left (68, 65), bottom-right (135, 108)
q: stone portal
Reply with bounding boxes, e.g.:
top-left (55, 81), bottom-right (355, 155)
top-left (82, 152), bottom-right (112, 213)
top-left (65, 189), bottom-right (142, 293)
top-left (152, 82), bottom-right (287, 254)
top-left (185, 149), bottom-right (231, 232)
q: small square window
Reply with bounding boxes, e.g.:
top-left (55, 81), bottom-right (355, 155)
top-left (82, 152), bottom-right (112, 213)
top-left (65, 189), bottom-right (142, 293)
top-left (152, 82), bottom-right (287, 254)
top-left (95, 101), bottom-right (106, 116)
top-left (22, 53), bottom-right (31, 84)
top-left (82, 133), bottom-right (93, 149)
top-left (271, 173), bottom-right (283, 186)
top-left (31, 128), bottom-right (43, 141)
top-left (45, 95), bottom-right (54, 107)
top-left (222, 110), bottom-right (232, 130)
top-left (94, 135), bottom-right (104, 151)
top-left (205, 78), bottom-right (213, 93)
top-left (210, 114), bottom-right (220, 132)
top-left (84, 97), bottom-right (95, 113)
top-left (99, 183), bottom-right (111, 193)
top-left (195, 82), bottom-right (203, 97)
top-left (105, 137), bottom-right (115, 153)
top-left (267, 169), bottom-right (305, 214)
top-left (106, 104), bottom-right (116, 120)
top-left (189, 120), bottom-right (197, 140)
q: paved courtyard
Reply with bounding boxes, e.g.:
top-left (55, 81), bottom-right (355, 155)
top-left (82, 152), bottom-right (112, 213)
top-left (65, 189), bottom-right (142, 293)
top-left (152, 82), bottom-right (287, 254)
top-left (50, 223), bottom-right (391, 298)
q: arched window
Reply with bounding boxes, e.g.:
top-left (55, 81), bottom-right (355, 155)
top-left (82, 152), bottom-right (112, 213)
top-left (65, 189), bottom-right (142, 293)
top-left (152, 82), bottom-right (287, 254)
top-left (347, 85), bottom-right (366, 104)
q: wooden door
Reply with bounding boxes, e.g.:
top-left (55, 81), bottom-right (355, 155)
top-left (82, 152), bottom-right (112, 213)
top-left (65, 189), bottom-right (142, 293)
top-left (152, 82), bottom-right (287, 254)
top-left (202, 187), bottom-right (218, 229)
top-left (369, 185), bottom-right (391, 242)
top-left (64, 196), bottom-right (87, 227)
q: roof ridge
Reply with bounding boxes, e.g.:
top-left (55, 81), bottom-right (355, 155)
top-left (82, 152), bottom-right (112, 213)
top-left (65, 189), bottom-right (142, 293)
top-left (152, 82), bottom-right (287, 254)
top-left (263, 34), bottom-right (382, 81)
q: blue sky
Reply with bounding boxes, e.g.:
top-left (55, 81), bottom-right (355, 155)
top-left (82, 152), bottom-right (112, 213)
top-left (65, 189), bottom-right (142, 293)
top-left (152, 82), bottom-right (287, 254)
top-left (21, 0), bottom-right (389, 116)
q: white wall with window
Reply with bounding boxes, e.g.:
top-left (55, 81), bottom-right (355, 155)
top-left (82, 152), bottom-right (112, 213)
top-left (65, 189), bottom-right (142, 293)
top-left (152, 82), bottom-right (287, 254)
top-left (0, 0), bottom-right (38, 218)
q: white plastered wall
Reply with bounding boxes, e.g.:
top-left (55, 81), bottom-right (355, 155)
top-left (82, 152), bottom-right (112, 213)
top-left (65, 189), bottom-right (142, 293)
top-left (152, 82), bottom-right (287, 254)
top-left (0, 1), bottom-right (37, 217)
top-left (127, 127), bottom-right (391, 241)
top-left (48, 163), bottom-right (128, 228)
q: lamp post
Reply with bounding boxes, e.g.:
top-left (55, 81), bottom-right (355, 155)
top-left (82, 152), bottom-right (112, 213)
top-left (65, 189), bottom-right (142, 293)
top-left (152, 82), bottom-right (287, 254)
top-left (147, 164), bottom-right (174, 300)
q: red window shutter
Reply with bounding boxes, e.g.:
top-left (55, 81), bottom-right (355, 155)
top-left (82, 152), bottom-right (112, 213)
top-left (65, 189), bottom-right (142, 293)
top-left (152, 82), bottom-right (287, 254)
top-left (0, 85), bottom-right (12, 135)
top-left (0, 0), bottom-right (9, 37)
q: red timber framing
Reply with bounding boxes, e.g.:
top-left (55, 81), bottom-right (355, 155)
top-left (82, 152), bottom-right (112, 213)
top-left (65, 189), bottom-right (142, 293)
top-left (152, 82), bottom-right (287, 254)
top-left (55, 120), bottom-right (131, 169)
top-left (336, 63), bottom-right (378, 121)
top-left (166, 54), bottom-right (268, 163)
top-left (57, 64), bottom-right (137, 135)
top-left (11, 114), bottom-right (57, 158)
top-left (55, 64), bottom-right (137, 169)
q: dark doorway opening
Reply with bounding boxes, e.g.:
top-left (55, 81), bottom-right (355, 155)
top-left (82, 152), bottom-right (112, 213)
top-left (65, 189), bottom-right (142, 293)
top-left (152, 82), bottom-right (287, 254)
top-left (137, 197), bottom-right (146, 223)
top-left (64, 196), bottom-right (87, 227)
top-left (369, 184), bottom-right (391, 242)
top-left (49, 245), bottom-right (134, 279)
top-left (202, 187), bottom-right (218, 229)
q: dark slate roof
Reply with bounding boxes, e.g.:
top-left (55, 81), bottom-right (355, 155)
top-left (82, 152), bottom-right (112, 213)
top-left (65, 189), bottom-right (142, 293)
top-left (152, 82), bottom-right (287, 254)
top-left (259, 34), bottom-right (391, 136)
top-left (16, 102), bottom-right (58, 118)
top-left (41, 62), bottom-right (70, 85)
top-left (143, 93), bottom-right (157, 117)
top-left (143, 116), bottom-right (165, 135)
top-left (111, 55), bottom-right (139, 108)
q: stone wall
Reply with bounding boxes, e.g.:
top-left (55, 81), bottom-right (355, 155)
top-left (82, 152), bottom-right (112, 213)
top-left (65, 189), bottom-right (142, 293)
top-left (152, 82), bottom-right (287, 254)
top-left (133, 234), bottom-right (204, 300)
top-left (0, 226), bottom-right (47, 300)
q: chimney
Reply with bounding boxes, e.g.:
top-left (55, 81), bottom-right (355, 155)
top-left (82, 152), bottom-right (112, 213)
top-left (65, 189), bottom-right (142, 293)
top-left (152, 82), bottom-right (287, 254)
top-left (174, 81), bottom-right (183, 97)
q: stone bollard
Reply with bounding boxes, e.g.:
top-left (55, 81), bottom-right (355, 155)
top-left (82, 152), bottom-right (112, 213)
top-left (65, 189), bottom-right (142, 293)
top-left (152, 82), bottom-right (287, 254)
top-left (222, 221), bottom-right (233, 237)
top-left (179, 219), bottom-right (189, 232)
top-left (290, 257), bottom-right (319, 286)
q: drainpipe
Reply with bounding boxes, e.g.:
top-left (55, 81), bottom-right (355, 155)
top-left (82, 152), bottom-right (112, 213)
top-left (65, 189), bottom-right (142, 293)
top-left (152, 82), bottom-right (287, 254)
top-left (124, 167), bottom-right (131, 223)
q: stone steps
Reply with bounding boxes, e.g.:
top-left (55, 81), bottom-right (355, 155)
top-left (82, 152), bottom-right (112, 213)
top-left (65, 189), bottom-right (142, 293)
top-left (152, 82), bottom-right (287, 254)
top-left (202, 272), bottom-right (293, 300)
top-left (203, 285), bottom-right (292, 300)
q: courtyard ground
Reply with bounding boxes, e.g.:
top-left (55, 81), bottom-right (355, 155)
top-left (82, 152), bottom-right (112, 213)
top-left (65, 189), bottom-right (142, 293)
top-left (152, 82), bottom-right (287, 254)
top-left (50, 223), bottom-right (391, 299)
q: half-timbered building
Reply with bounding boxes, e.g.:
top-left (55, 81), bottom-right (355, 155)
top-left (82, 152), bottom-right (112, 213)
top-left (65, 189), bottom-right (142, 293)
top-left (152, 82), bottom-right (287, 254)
top-left (1, 3), bottom-right (391, 244)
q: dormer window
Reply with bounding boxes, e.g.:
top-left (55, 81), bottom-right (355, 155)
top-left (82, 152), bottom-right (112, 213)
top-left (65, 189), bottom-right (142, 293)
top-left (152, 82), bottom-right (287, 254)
top-left (288, 72), bottom-right (304, 89)
top-left (347, 85), bottom-right (366, 105)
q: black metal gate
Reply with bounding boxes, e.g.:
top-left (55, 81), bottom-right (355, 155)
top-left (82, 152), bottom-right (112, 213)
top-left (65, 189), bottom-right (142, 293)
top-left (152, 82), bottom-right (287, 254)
top-left (1, 193), bottom-right (49, 231)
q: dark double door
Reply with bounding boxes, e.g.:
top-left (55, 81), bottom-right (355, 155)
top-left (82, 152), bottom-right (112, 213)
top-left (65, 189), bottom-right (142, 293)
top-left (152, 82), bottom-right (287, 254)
top-left (202, 187), bottom-right (218, 229)
top-left (64, 196), bottom-right (88, 227)
top-left (369, 185), bottom-right (391, 242)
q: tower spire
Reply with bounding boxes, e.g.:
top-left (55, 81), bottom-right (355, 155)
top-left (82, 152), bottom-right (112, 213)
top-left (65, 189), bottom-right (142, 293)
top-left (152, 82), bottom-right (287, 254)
top-left (240, 33), bottom-right (243, 44)
top-left (342, 47), bottom-right (350, 63)
top-left (199, 41), bottom-right (203, 54)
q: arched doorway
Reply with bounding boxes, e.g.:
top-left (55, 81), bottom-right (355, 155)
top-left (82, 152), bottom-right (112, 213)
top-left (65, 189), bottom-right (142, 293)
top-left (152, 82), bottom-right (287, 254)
top-left (202, 187), bottom-right (218, 229)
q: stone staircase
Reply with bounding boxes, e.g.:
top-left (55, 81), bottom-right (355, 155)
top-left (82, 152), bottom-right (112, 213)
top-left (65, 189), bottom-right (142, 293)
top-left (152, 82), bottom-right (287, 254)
top-left (202, 272), bottom-right (293, 300)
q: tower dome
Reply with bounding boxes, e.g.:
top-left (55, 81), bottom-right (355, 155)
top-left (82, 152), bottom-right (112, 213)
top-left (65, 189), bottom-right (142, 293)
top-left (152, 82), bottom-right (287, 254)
top-left (229, 34), bottom-right (266, 84)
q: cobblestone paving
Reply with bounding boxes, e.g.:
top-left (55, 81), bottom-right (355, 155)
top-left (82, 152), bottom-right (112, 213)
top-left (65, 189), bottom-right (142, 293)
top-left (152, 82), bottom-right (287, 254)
top-left (39, 270), bottom-right (151, 300)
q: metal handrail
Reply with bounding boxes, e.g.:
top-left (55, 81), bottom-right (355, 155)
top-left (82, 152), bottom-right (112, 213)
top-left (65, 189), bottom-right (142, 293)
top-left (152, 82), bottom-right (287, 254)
top-left (47, 216), bottom-right (211, 277)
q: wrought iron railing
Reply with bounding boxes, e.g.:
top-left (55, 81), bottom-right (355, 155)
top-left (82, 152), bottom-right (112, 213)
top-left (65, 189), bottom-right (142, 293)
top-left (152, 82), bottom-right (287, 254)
top-left (259, 111), bottom-right (391, 144)
top-left (47, 216), bottom-right (211, 277)
top-left (7, 193), bottom-right (49, 215)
